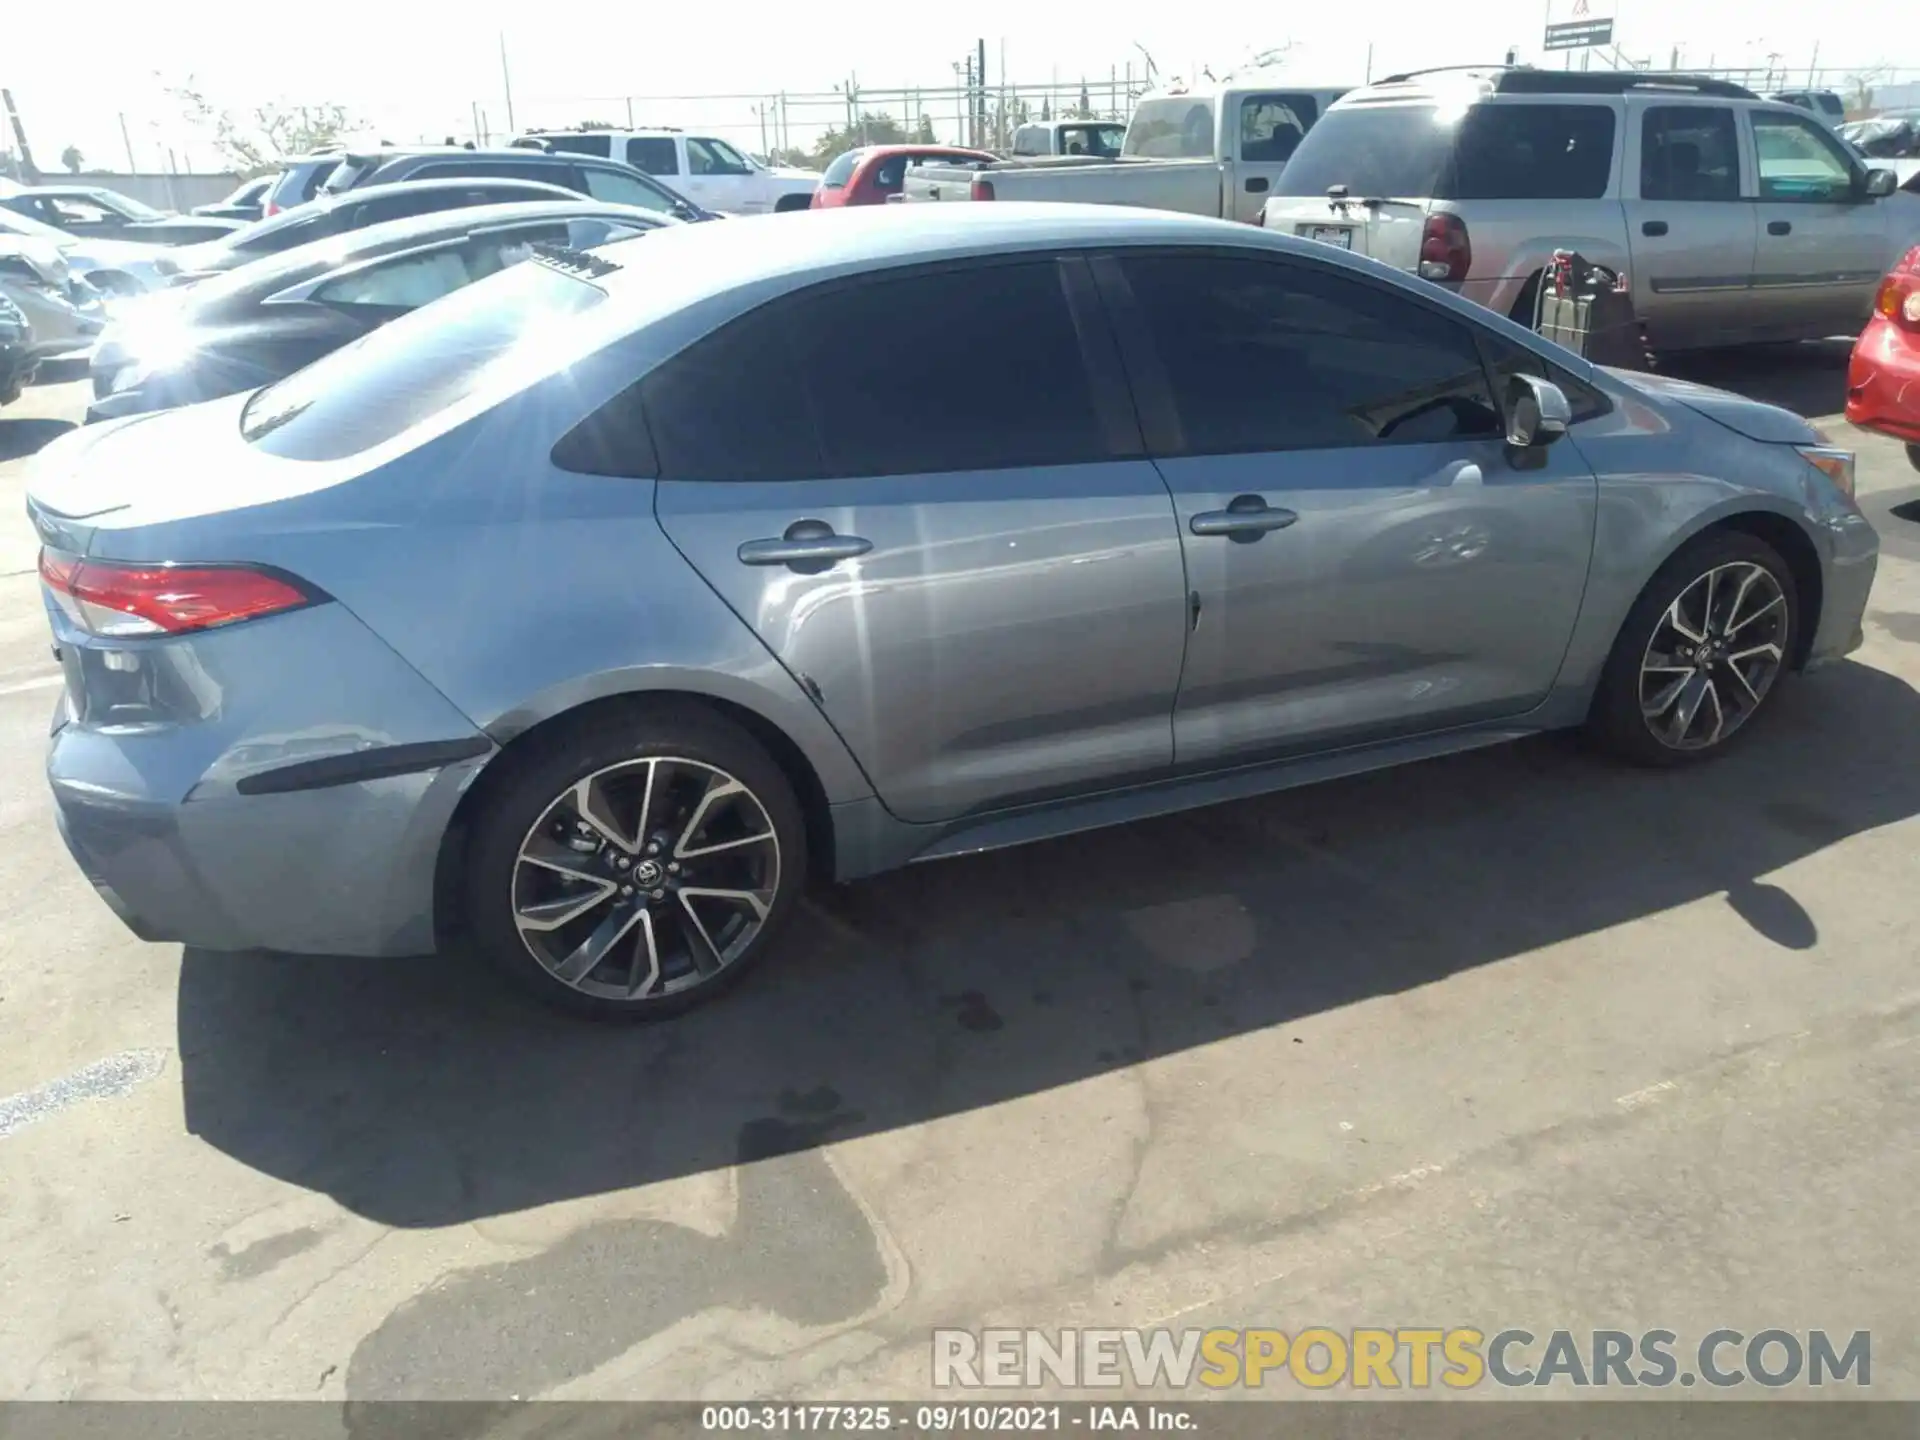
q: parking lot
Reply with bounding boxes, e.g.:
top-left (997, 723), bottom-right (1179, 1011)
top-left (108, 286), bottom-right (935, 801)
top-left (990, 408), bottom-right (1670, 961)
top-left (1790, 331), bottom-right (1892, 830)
top-left (1, 346), bottom-right (1918, 1402)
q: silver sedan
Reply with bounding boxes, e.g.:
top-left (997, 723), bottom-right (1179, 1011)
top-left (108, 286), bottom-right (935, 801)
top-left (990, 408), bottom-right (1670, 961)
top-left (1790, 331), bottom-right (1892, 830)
top-left (28, 203), bottom-right (1878, 1018)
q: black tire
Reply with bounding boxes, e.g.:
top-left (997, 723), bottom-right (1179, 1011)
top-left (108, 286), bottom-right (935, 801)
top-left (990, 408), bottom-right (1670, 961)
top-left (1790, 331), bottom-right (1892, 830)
top-left (464, 701), bottom-right (807, 1020)
top-left (1906, 442), bottom-right (1920, 475)
top-left (774, 194), bottom-right (812, 213)
top-left (1587, 530), bottom-right (1799, 767)
top-left (1507, 272), bottom-right (1543, 330)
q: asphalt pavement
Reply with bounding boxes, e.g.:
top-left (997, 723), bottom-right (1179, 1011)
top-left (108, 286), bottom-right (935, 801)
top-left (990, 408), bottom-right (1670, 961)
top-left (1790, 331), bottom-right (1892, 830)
top-left (0, 348), bottom-right (1916, 1404)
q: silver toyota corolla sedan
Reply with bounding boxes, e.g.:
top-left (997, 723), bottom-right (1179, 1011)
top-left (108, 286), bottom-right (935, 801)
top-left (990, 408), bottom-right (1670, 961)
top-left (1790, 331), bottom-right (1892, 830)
top-left (27, 204), bottom-right (1878, 1019)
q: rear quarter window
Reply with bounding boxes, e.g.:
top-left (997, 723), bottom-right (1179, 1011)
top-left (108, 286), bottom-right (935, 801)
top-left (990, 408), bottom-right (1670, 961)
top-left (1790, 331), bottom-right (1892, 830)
top-left (1445, 104), bottom-right (1617, 200)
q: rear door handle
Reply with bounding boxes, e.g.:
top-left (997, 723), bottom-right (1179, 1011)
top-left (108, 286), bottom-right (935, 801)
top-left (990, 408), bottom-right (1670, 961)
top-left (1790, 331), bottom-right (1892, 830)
top-left (1768, 219), bottom-right (1792, 236)
top-left (1190, 496), bottom-right (1298, 539)
top-left (1641, 220), bottom-right (1669, 236)
top-left (1244, 176), bottom-right (1270, 194)
top-left (738, 520), bottom-right (873, 568)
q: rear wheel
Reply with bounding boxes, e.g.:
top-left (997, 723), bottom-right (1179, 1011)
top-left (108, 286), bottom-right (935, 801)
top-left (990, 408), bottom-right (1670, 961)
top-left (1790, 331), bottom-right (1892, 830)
top-left (1907, 443), bottom-right (1920, 474)
top-left (1587, 531), bottom-right (1798, 766)
top-left (775, 194), bottom-right (812, 213)
top-left (465, 704), bottom-right (807, 1020)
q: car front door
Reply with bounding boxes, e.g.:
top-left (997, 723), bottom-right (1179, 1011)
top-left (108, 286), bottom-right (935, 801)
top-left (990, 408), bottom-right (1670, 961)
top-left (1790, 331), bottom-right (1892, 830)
top-left (1747, 106), bottom-right (1892, 337)
top-left (681, 137), bottom-right (758, 213)
top-left (650, 256), bottom-right (1190, 822)
top-left (1092, 248), bottom-right (1599, 767)
top-left (1625, 103), bottom-right (1759, 348)
top-left (1231, 92), bottom-right (1319, 222)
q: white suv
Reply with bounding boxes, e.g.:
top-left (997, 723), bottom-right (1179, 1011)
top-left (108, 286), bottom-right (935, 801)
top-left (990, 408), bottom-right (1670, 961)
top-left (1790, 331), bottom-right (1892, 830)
top-left (518, 129), bottom-right (820, 215)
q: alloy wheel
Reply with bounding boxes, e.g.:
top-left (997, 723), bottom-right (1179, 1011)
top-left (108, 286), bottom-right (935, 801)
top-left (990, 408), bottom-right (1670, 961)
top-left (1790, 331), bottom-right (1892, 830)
top-left (1638, 561), bottom-right (1789, 752)
top-left (511, 757), bottom-right (781, 1001)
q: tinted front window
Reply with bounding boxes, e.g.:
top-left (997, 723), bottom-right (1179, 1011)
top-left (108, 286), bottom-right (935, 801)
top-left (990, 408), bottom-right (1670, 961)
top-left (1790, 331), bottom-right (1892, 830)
top-left (1641, 106), bottom-right (1740, 201)
top-left (1120, 253), bottom-right (1503, 454)
top-left (1448, 104), bottom-right (1615, 199)
top-left (627, 138), bottom-right (680, 175)
top-left (1061, 124), bottom-right (1124, 157)
top-left (687, 138), bottom-right (751, 175)
top-left (1125, 99), bottom-right (1217, 159)
top-left (642, 261), bottom-right (1109, 481)
top-left (1274, 104), bottom-right (1454, 198)
top-left (240, 260), bottom-right (608, 461)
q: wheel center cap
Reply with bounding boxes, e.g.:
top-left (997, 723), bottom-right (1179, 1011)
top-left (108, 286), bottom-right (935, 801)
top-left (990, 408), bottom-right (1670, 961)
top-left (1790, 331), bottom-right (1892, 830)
top-left (633, 859), bottom-right (665, 888)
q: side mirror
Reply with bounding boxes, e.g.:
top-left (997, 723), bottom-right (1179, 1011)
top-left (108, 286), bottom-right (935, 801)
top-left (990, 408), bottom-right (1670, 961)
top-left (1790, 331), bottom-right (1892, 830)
top-left (1505, 373), bottom-right (1572, 451)
top-left (1863, 168), bottom-right (1898, 199)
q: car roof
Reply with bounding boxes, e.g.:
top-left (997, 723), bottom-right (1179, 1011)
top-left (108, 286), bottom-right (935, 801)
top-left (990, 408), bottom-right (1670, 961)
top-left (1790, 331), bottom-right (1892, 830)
top-left (181, 200), bottom-right (667, 310)
top-left (1347, 65), bottom-right (1760, 104)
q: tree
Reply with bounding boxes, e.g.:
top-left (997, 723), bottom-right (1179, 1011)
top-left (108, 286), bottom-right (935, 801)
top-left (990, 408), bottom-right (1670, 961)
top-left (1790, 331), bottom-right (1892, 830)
top-left (60, 145), bottom-right (84, 174)
top-left (1844, 66), bottom-right (1890, 117)
top-left (802, 110), bottom-right (911, 168)
top-left (914, 113), bottom-right (937, 144)
top-left (165, 75), bottom-right (364, 172)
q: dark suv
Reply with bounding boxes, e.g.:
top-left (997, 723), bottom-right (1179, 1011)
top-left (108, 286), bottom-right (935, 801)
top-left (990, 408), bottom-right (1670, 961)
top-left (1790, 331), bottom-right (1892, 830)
top-left (315, 146), bottom-right (713, 222)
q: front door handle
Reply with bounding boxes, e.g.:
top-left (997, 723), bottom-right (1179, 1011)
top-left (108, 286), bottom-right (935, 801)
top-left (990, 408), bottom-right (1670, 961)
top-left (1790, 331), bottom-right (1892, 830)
top-left (738, 519), bottom-right (873, 568)
top-left (1189, 496), bottom-right (1299, 539)
top-left (1641, 219), bottom-right (1669, 236)
top-left (1768, 219), bottom-right (1792, 236)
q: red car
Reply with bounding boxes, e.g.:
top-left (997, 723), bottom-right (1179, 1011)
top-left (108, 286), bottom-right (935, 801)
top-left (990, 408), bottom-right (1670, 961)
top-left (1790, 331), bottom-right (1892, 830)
top-left (812, 145), bottom-right (996, 208)
top-left (1846, 243), bottom-right (1920, 472)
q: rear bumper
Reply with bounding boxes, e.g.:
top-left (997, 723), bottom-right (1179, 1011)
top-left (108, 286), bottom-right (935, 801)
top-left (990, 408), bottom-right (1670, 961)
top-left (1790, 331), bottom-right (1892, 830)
top-left (46, 601), bottom-right (495, 958)
top-left (1845, 319), bottom-right (1920, 444)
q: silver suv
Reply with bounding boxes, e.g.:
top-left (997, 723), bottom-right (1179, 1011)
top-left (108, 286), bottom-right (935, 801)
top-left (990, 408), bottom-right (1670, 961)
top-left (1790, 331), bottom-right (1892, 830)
top-left (1262, 68), bottom-right (1920, 351)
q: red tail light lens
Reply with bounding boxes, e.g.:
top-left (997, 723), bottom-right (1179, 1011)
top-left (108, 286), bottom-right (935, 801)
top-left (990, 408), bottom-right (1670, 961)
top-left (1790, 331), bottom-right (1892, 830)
top-left (970, 177), bottom-right (996, 201)
top-left (39, 549), bottom-right (319, 637)
top-left (1418, 213), bottom-right (1472, 284)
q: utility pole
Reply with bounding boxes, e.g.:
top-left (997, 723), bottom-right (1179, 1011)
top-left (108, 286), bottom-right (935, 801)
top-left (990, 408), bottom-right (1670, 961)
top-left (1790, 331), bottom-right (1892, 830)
top-left (118, 112), bottom-right (138, 171)
top-left (977, 38), bottom-right (988, 149)
top-left (499, 31), bottom-right (517, 135)
top-left (2, 89), bottom-right (41, 182)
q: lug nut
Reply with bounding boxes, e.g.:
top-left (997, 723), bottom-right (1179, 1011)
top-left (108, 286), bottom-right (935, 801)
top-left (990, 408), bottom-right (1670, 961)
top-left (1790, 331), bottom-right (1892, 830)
top-left (645, 842), bottom-right (660, 856)
top-left (620, 885), bottom-right (634, 898)
top-left (613, 855), bottom-right (630, 870)
top-left (650, 889), bottom-right (666, 901)
top-left (667, 862), bottom-right (681, 874)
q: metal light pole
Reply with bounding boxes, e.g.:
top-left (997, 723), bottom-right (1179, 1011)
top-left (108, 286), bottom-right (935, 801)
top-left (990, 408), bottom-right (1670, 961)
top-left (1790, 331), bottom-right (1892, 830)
top-left (499, 31), bottom-right (517, 134)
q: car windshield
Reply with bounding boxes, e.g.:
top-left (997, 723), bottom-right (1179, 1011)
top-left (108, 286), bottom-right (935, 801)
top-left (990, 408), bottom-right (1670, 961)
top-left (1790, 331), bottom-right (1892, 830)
top-left (822, 150), bottom-right (864, 188)
top-left (1124, 99), bottom-right (1218, 159)
top-left (239, 257), bottom-right (611, 461)
top-left (1274, 104), bottom-right (1455, 198)
top-left (0, 207), bottom-right (73, 243)
top-left (93, 190), bottom-right (167, 220)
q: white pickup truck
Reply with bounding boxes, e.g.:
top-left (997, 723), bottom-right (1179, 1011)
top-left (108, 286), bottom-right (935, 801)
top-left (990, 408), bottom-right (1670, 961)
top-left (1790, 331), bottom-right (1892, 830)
top-left (899, 79), bottom-right (1351, 223)
top-left (517, 128), bottom-right (821, 214)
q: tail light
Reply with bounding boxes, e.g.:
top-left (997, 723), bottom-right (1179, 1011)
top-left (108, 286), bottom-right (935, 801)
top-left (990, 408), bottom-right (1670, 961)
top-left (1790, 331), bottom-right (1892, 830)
top-left (970, 177), bottom-right (996, 201)
top-left (261, 199), bottom-right (281, 218)
top-left (1874, 245), bottom-right (1920, 331)
top-left (39, 550), bottom-right (319, 638)
top-left (1417, 213), bottom-right (1472, 284)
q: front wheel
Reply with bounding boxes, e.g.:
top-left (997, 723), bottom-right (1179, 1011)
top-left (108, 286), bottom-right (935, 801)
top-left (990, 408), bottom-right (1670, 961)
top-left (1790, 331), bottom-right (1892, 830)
top-left (1587, 532), bottom-right (1799, 766)
top-left (464, 704), bottom-right (807, 1020)
top-left (774, 194), bottom-right (812, 213)
top-left (1907, 442), bottom-right (1920, 474)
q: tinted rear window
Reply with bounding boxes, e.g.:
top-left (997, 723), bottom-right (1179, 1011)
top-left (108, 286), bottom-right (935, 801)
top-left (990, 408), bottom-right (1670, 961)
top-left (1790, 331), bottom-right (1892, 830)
top-left (822, 150), bottom-right (863, 188)
top-left (1448, 104), bottom-right (1616, 199)
top-left (1276, 102), bottom-right (1615, 200)
top-left (240, 260), bottom-right (608, 461)
top-left (627, 138), bottom-right (680, 175)
top-left (1275, 104), bottom-right (1455, 197)
top-left (232, 207), bottom-right (333, 254)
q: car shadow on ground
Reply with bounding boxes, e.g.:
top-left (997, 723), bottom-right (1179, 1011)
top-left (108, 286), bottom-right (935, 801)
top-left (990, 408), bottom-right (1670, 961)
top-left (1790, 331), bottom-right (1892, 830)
top-left (1665, 340), bottom-right (1853, 420)
top-left (29, 357), bottom-right (89, 387)
top-left (0, 418), bottom-right (75, 462)
top-left (177, 657), bottom-right (1920, 1232)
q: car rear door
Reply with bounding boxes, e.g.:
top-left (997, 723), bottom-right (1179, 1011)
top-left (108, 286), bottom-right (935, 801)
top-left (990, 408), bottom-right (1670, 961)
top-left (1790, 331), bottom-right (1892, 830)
top-left (1747, 106), bottom-right (1892, 337)
top-left (1230, 91), bottom-right (1322, 222)
top-left (649, 256), bottom-right (1190, 822)
top-left (1092, 247), bottom-right (1598, 767)
top-left (1624, 102), bottom-right (1759, 348)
